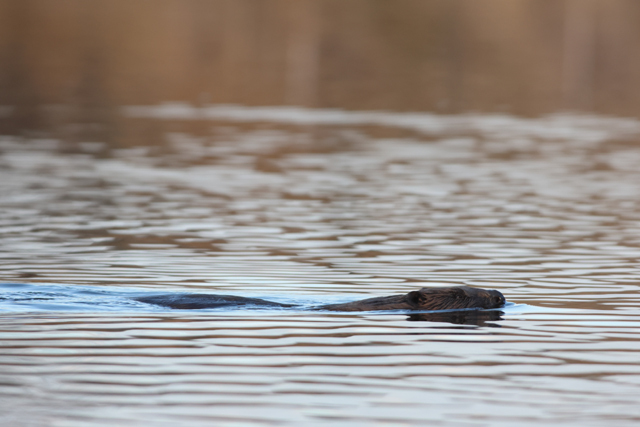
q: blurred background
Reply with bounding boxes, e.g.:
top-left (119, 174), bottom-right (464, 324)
top-left (1, 0), bottom-right (639, 146)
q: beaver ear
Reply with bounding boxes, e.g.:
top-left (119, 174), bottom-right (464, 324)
top-left (407, 291), bottom-right (427, 306)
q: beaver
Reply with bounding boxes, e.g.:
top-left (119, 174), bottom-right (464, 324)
top-left (135, 285), bottom-right (505, 312)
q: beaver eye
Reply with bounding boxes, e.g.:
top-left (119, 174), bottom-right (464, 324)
top-left (494, 296), bottom-right (502, 304)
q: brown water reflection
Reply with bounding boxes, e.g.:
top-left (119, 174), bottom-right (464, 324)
top-left (2, 108), bottom-right (640, 425)
top-left (3, 0), bottom-right (640, 142)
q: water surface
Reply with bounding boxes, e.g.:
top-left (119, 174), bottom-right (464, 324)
top-left (1, 106), bottom-right (640, 426)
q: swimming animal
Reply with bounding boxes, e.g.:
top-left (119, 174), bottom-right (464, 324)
top-left (135, 285), bottom-right (505, 312)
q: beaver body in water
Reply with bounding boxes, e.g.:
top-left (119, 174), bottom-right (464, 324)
top-left (135, 285), bottom-right (505, 312)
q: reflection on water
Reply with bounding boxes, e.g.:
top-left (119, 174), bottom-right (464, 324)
top-left (2, 108), bottom-right (640, 425)
top-left (407, 309), bottom-right (504, 326)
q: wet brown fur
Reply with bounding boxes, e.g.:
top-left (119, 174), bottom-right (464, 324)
top-left (136, 286), bottom-right (505, 312)
top-left (318, 286), bottom-right (504, 311)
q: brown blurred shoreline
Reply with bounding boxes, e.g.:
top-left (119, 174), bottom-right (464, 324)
top-left (1, 0), bottom-right (639, 140)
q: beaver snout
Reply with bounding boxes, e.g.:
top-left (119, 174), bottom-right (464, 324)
top-left (488, 290), bottom-right (506, 308)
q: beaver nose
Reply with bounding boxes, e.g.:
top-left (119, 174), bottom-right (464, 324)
top-left (488, 290), bottom-right (505, 308)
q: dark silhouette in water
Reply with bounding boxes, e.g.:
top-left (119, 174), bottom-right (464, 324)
top-left (135, 285), bottom-right (505, 312)
top-left (407, 309), bottom-right (504, 326)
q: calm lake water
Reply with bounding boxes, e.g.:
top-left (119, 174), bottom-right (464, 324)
top-left (2, 106), bottom-right (640, 426)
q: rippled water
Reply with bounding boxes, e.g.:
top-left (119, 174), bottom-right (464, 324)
top-left (2, 106), bottom-right (640, 426)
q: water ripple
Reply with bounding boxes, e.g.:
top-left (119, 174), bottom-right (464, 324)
top-left (2, 109), bottom-right (640, 425)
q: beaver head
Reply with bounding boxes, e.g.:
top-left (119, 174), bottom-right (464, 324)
top-left (406, 285), bottom-right (505, 311)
